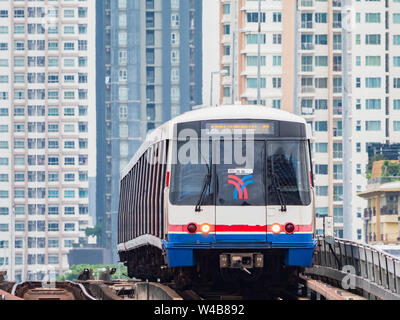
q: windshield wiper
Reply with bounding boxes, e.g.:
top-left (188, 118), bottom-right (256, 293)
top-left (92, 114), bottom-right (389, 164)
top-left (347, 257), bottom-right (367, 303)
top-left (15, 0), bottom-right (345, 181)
top-left (195, 150), bottom-right (212, 212)
top-left (195, 172), bottom-right (211, 212)
top-left (271, 169), bottom-right (287, 212)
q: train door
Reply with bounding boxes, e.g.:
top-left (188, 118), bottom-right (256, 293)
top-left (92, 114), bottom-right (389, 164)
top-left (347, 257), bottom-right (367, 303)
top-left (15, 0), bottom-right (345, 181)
top-left (214, 140), bottom-right (267, 243)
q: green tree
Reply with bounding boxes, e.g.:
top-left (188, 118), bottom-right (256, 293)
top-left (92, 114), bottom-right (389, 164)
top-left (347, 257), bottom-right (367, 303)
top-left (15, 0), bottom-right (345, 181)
top-left (366, 154), bottom-right (385, 179)
top-left (56, 264), bottom-right (130, 281)
top-left (85, 225), bottom-right (102, 238)
top-left (381, 160), bottom-right (400, 178)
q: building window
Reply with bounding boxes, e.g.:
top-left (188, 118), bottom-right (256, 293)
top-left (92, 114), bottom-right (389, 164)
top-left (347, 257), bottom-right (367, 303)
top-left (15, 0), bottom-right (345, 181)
top-left (365, 121), bottom-right (381, 131)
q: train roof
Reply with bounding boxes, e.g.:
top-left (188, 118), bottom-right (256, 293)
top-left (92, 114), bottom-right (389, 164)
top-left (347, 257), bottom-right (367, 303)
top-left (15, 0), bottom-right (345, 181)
top-left (169, 104), bottom-right (307, 125)
top-left (121, 105), bottom-right (307, 178)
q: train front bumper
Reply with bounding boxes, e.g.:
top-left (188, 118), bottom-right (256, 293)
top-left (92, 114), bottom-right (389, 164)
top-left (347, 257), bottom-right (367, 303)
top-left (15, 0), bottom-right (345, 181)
top-left (163, 233), bottom-right (316, 268)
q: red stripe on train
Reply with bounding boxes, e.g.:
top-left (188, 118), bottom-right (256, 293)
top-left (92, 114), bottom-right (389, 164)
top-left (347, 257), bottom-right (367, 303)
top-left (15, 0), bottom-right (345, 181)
top-left (168, 224), bottom-right (312, 233)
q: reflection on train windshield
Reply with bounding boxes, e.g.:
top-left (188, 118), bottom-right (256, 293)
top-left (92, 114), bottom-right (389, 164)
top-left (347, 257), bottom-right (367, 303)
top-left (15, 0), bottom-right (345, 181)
top-left (169, 140), bottom-right (214, 206)
top-left (266, 141), bottom-right (311, 206)
top-left (170, 140), bottom-right (311, 206)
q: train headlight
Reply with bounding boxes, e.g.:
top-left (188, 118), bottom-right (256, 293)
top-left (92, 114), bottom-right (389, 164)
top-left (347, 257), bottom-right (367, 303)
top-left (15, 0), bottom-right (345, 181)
top-left (187, 223), bottom-right (197, 234)
top-left (200, 224), bottom-right (211, 234)
top-left (271, 224), bottom-right (281, 234)
top-left (284, 223), bottom-right (295, 235)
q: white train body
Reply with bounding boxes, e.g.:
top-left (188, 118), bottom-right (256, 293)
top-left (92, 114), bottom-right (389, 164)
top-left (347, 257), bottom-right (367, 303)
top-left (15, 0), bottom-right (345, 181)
top-left (118, 105), bottom-right (316, 280)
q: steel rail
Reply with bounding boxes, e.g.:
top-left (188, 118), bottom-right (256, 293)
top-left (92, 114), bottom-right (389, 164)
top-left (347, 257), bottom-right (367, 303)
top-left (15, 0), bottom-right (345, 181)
top-left (66, 281), bottom-right (97, 300)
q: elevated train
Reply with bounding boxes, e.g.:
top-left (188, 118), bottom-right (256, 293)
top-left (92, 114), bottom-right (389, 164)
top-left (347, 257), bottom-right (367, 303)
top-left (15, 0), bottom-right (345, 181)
top-left (118, 105), bottom-right (316, 289)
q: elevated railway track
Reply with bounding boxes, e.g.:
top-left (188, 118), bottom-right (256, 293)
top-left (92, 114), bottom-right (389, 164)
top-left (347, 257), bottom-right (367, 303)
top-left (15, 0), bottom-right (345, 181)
top-left (1, 237), bottom-right (400, 300)
top-left (0, 277), bottom-right (364, 301)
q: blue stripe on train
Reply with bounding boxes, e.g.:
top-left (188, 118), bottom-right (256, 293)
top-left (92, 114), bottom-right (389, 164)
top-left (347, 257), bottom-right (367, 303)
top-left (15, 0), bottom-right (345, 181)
top-left (163, 233), bottom-right (316, 268)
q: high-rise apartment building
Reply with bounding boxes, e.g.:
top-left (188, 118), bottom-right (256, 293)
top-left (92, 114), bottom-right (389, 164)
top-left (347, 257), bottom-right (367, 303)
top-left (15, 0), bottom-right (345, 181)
top-left (219, 0), bottom-right (400, 241)
top-left (0, 0), bottom-right (97, 281)
top-left (97, 0), bottom-right (203, 262)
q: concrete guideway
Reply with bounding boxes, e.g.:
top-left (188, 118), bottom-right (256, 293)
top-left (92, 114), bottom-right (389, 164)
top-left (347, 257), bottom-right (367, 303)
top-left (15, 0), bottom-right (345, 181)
top-left (134, 282), bottom-right (183, 300)
top-left (311, 237), bottom-right (400, 300)
top-left (0, 278), bottom-right (368, 300)
top-left (299, 274), bottom-right (366, 300)
top-left (0, 288), bottom-right (23, 300)
top-left (0, 280), bottom-right (136, 300)
top-left (5, 236), bottom-right (400, 300)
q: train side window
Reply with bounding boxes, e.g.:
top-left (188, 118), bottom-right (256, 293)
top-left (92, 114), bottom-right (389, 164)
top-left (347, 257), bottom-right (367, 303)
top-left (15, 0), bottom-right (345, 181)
top-left (123, 176), bottom-right (128, 243)
top-left (121, 175), bottom-right (126, 242)
top-left (147, 148), bottom-right (154, 236)
top-left (150, 146), bottom-right (156, 236)
top-left (132, 165), bottom-right (137, 239)
top-left (160, 140), bottom-right (169, 238)
top-left (141, 156), bottom-right (147, 236)
top-left (138, 156), bottom-right (144, 236)
top-left (128, 169), bottom-right (134, 241)
top-left (149, 151), bottom-right (153, 236)
top-left (123, 175), bottom-right (129, 242)
top-left (134, 160), bottom-right (138, 236)
top-left (134, 163), bottom-right (140, 238)
top-left (144, 152), bottom-right (150, 235)
top-left (118, 177), bottom-right (124, 243)
top-left (154, 143), bottom-right (161, 237)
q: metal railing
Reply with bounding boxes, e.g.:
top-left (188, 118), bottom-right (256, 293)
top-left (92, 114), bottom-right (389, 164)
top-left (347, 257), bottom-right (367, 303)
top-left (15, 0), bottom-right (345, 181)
top-left (309, 237), bottom-right (400, 299)
top-left (368, 176), bottom-right (400, 185)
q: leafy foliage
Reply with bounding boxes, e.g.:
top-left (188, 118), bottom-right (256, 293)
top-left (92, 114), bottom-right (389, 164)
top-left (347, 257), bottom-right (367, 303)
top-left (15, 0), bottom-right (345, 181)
top-left (85, 225), bottom-right (102, 238)
top-left (366, 154), bottom-right (385, 179)
top-left (381, 160), bottom-right (400, 177)
top-left (56, 264), bottom-right (129, 281)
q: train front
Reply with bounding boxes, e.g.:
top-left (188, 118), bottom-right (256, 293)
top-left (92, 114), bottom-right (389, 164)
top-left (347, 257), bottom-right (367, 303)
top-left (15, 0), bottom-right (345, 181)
top-left (163, 116), bottom-right (316, 279)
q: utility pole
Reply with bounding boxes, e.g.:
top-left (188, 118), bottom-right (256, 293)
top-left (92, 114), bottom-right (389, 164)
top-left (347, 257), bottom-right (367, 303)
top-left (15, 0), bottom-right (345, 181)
top-left (210, 70), bottom-right (228, 106)
top-left (231, 30), bottom-right (236, 104)
top-left (231, 0), bottom-right (237, 104)
top-left (342, 0), bottom-right (352, 240)
top-left (257, 0), bottom-right (262, 105)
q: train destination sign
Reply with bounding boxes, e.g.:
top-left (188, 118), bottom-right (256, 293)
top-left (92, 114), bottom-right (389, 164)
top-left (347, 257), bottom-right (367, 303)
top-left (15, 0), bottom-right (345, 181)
top-left (204, 122), bottom-right (276, 135)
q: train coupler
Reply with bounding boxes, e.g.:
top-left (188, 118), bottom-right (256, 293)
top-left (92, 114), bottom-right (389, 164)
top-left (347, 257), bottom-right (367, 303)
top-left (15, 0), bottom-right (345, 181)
top-left (219, 253), bottom-right (264, 269)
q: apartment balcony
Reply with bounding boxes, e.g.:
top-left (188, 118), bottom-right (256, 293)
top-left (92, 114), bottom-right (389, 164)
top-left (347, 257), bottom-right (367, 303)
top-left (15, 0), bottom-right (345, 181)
top-left (222, 34), bottom-right (231, 44)
top-left (300, 86), bottom-right (315, 94)
top-left (368, 176), bottom-right (400, 185)
top-left (380, 232), bottom-right (400, 244)
top-left (333, 151), bottom-right (343, 159)
top-left (333, 128), bottom-right (342, 137)
top-left (299, 0), bottom-right (314, 8)
top-left (333, 43), bottom-right (342, 51)
top-left (221, 76), bottom-right (231, 86)
top-left (301, 107), bottom-right (314, 115)
top-left (334, 173), bottom-right (343, 181)
top-left (301, 43), bottom-right (314, 50)
top-left (333, 107), bottom-right (342, 115)
top-left (333, 22), bottom-right (342, 29)
top-left (332, 0), bottom-right (342, 7)
top-left (333, 65), bottom-right (342, 73)
top-left (381, 206), bottom-right (399, 216)
top-left (221, 55), bottom-right (231, 65)
top-left (300, 22), bottom-right (314, 30)
top-left (333, 194), bottom-right (343, 202)
top-left (300, 66), bottom-right (314, 74)
top-left (364, 208), bottom-right (372, 219)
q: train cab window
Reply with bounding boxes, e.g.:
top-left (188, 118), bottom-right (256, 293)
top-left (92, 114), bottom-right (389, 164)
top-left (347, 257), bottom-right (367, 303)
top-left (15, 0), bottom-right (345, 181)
top-left (170, 140), bottom-right (214, 205)
top-left (266, 141), bottom-right (311, 206)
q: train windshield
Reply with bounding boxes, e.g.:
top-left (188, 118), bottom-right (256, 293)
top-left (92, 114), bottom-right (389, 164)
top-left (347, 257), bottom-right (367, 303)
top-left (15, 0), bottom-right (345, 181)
top-left (169, 140), bottom-right (215, 206)
top-left (266, 141), bottom-right (311, 206)
top-left (170, 139), bottom-right (311, 206)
